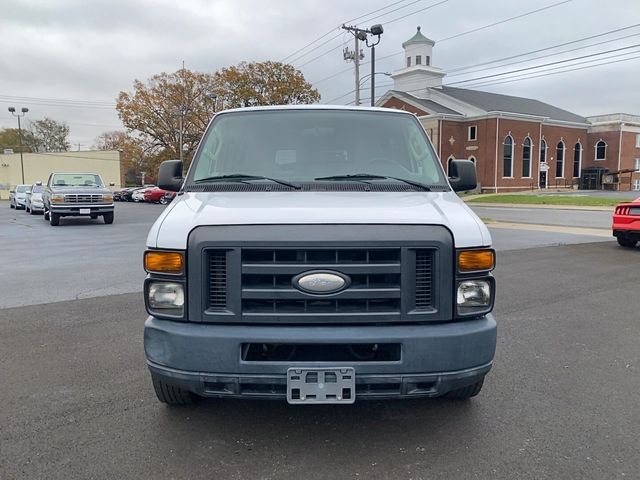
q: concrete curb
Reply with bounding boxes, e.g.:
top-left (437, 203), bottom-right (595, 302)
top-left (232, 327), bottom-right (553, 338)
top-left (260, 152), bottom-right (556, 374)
top-left (466, 202), bottom-right (614, 212)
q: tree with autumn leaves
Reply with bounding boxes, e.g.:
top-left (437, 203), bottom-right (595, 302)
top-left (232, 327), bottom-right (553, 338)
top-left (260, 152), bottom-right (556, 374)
top-left (108, 61), bottom-right (319, 182)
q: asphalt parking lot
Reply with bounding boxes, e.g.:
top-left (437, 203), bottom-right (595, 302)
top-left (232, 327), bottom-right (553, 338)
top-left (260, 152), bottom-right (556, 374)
top-left (1, 201), bottom-right (638, 479)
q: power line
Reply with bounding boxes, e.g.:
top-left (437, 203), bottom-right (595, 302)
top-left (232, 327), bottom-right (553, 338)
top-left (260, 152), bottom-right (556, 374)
top-left (464, 49), bottom-right (640, 87)
top-left (373, 0), bottom-right (575, 64)
top-left (445, 42), bottom-right (640, 86)
top-left (281, 0), bottom-right (414, 62)
top-left (446, 23), bottom-right (640, 73)
top-left (446, 30), bottom-right (640, 79)
top-left (363, 50), bottom-right (640, 100)
top-left (441, 0), bottom-right (572, 43)
top-left (460, 53), bottom-right (640, 89)
top-left (0, 94), bottom-right (115, 106)
top-left (292, 0), bottom-right (448, 68)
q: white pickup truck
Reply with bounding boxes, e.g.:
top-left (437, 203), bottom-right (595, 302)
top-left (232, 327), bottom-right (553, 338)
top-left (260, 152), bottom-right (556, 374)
top-left (143, 105), bottom-right (496, 405)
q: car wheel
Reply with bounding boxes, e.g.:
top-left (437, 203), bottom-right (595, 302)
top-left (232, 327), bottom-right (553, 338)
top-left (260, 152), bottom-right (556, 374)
top-left (44, 209), bottom-right (50, 220)
top-left (10, 201), bottom-right (15, 209)
top-left (159, 196), bottom-right (168, 205)
top-left (151, 373), bottom-right (194, 406)
top-left (443, 378), bottom-right (484, 400)
top-left (617, 236), bottom-right (638, 248)
top-left (103, 212), bottom-right (114, 224)
top-left (30, 206), bottom-right (37, 215)
top-left (49, 212), bottom-right (60, 226)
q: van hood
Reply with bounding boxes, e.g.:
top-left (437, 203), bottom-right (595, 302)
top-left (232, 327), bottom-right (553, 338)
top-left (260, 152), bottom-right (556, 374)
top-left (148, 191), bottom-right (491, 249)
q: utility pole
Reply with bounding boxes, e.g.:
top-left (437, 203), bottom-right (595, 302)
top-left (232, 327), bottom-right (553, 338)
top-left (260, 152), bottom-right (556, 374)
top-left (342, 25), bottom-right (366, 105)
top-left (342, 24), bottom-right (384, 106)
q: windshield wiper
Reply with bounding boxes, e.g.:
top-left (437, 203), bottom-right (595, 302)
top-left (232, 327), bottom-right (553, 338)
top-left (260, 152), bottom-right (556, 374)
top-left (193, 174), bottom-right (301, 190)
top-left (314, 174), bottom-right (432, 191)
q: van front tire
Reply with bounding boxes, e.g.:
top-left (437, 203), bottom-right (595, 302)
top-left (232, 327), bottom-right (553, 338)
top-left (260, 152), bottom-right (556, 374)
top-left (151, 374), bottom-right (194, 406)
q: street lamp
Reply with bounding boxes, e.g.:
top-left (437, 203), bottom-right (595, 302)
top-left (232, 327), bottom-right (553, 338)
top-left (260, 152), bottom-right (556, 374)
top-left (365, 24), bottom-right (384, 106)
top-left (206, 93), bottom-right (218, 115)
top-left (358, 72), bottom-right (391, 87)
top-left (8, 106), bottom-right (29, 183)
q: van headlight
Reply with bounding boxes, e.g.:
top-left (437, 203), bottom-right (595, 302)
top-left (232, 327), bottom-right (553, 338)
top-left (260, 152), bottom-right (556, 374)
top-left (147, 281), bottom-right (184, 318)
top-left (456, 279), bottom-right (493, 316)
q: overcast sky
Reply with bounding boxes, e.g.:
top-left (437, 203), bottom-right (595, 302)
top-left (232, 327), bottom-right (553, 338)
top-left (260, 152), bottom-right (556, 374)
top-left (2, 0), bottom-right (640, 149)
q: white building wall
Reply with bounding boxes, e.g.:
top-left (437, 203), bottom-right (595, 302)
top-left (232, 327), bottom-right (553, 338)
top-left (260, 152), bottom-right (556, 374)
top-left (0, 150), bottom-right (121, 198)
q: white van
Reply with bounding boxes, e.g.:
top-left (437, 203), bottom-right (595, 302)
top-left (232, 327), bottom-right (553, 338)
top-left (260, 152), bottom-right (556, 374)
top-left (143, 105), bottom-right (496, 405)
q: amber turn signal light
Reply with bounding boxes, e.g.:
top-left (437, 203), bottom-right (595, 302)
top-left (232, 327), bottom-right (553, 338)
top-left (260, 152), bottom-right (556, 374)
top-left (457, 249), bottom-right (495, 273)
top-left (144, 251), bottom-right (184, 275)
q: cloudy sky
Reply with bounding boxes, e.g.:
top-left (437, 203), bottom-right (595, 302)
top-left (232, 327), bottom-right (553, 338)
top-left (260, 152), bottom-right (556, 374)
top-left (2, 0), bottom-right (640, 149)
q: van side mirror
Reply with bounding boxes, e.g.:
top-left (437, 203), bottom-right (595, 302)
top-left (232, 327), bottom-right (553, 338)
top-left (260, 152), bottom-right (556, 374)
top-left (109, 182), bottom-right (115, 187)
top-left (448, 159), bottom-right (477, 192)
top-left (158, 160), bottom-right (184, 192)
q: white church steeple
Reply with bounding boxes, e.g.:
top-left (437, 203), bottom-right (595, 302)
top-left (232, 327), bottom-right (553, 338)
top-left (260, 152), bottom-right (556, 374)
top-left (391, 26), bottom-right (446, 96)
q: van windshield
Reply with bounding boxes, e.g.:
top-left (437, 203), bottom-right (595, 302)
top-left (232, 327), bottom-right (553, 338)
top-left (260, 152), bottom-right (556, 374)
top-left (189, 110), bottom-right (447, 188)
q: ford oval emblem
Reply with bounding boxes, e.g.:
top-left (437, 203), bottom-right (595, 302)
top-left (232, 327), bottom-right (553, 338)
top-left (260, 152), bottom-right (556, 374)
top-left (293, 271), bottom-right (350, 295)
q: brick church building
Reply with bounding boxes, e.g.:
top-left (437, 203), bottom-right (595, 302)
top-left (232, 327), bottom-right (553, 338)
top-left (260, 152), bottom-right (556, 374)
top-left (377, 27), bottom-right (640, 192)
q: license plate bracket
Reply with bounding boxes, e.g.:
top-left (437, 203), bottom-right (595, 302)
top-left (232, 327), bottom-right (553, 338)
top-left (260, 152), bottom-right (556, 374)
top-left (79, 208), bottom-right (91, 214)
top-left (287, 367), bottom-right (355, 404)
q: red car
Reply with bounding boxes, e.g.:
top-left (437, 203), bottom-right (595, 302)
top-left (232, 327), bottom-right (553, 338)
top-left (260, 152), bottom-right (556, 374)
top-left (612, 197), bottom-right (640, 248)
top-left (144, 187), bottom-right (170, 204)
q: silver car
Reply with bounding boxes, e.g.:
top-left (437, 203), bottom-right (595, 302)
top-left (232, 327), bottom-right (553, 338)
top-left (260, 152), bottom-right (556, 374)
top-left (9, 184), bottom-right (30, 209)
top-left (25, 182), bottom-right (45, 214)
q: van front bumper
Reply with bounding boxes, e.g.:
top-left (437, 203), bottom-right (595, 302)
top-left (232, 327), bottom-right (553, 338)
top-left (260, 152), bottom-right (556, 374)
top-left (144, 315), bottom-right (497, 399)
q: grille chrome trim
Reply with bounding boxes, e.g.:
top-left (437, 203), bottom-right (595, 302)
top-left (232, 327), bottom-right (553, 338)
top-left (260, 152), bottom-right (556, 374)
top-left (63, 194), bottom-right (103, 203)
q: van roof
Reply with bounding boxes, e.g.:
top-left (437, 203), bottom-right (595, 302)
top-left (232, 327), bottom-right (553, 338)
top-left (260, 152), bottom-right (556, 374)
top-left (215, 104), bottom-right (414, 116)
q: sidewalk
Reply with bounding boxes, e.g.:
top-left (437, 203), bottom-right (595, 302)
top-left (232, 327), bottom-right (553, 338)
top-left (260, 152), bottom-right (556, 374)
top-left (465, 202), bottom-right (614, 212)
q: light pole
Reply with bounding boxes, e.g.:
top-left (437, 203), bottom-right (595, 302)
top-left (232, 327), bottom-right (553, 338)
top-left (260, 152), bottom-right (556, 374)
top-left (365, 24), bottom-right (384, 106)
top-left (8, 106), bottom-right (29, 183)
top-left (172, 107), bottom-right (187, 163)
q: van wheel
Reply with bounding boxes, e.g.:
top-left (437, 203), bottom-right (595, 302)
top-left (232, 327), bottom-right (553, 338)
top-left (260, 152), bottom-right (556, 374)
top-left (103, 212), bottom-right (114, 224)
top-left (617, 236), bottom-right (637, 248)
top-left (151, 374), bottom-right (194, 406)
top-left (444, 378), bottom-right (484, 400)
top-left (49, 212), bottom-right (60, 226)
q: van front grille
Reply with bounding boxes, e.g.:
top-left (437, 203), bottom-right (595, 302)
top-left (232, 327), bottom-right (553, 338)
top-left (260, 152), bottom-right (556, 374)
top-left (239, 249), bottom-right (402, 320)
